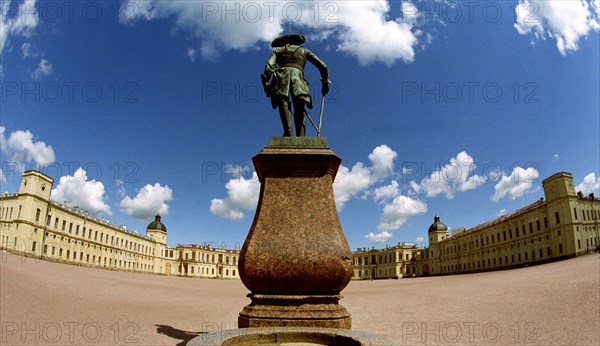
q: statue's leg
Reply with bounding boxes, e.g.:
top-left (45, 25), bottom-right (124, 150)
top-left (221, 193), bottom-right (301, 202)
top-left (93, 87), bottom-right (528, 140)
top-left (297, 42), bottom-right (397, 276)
top-left (293, 99), bottom-right (306, 137)
top-left (277, 98), bottom-right (293, 136)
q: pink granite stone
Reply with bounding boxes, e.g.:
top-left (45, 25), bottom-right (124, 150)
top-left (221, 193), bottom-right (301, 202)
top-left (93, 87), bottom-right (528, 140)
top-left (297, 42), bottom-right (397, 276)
top-left (238, 144), bottom-right (353, 328)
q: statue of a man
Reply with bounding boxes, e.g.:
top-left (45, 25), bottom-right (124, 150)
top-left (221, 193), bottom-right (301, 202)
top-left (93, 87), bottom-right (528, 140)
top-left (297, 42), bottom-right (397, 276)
top-left (261, 34), bottom-right (329, 137)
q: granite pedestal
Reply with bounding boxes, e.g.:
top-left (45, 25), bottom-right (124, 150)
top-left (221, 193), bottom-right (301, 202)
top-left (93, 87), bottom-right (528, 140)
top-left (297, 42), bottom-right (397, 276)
top-left (238, 137), bottom-right (353, 328)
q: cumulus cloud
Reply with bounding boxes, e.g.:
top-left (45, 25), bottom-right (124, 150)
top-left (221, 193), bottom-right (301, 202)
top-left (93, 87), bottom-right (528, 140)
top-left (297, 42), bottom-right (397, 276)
top-left (31, 59), bottom-right (53, 80)
top-left (492, 166), bottom-right (540, 202)
top-left (575, 172), bottom-right (600, 195)
top-left (514, 0), bottom-right (599, 55)
top-left (0, 126), bottom-right (55, 167)
top-left (334, 145), bottom-right (397, 210)
top-left (372, 180), bottom-right (400, 203)
top-left (119, 183), bottom-right (173, 221)
top-left (365, 230), bottom-right (392, 243)
top-left (415, 236), bottom-right (424, 243)
top-left (552, 154), bottom-right (560, 162)
top-left (410, 151), bottom-right (486, 199)
top-left (1, 0), bottom-right (39, 55)
top-left (51, 168), bottom-right (111, 216)
top-left (21, 42), bottom-right (34, 58)
top-left (210, 166), bottom-right (260, 220)
top-left (119, 0), bottom-right (422, 65)
top-left (378, 195), bottom-right (427, 232)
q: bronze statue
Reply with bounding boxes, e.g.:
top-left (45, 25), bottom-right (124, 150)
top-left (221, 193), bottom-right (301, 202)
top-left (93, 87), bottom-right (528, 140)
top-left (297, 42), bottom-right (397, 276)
top-left (261, 34), bottom-right (329, 137)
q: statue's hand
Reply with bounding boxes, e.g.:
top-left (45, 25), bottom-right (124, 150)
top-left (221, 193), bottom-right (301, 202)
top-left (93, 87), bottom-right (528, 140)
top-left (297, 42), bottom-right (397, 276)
top-left (321, 80), bottom-right (329, 96)
top-left (260, 74), bottom-right (270, 96)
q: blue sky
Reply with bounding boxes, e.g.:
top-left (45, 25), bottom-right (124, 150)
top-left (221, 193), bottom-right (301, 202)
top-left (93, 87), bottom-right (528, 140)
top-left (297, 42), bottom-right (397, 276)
top-left (1, 0), bottom-right (599, 250)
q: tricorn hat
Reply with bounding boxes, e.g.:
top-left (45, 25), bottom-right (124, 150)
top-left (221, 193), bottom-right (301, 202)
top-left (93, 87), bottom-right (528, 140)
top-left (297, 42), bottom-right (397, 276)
top-left (271, 34), bottom-right (306, 48)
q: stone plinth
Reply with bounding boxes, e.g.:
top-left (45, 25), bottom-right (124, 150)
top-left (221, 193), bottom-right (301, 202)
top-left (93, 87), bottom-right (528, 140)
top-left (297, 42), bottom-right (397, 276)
top-left (189, 327), bottom-right (394, 346)
top-left (238, 137), bottom-right (353, 329)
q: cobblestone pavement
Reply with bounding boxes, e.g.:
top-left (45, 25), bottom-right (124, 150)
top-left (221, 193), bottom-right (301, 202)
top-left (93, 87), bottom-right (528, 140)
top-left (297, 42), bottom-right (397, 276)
top-left (1, 252), bottom-right (598, 345)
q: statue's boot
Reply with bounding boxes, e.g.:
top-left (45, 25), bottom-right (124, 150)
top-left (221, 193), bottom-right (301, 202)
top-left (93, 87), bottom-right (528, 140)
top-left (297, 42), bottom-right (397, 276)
top-left (279, 107), bottom-right (293, 136)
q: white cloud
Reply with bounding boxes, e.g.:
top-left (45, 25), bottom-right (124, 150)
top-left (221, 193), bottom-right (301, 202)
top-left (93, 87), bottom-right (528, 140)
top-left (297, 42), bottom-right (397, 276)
top-left (119, 0), bottom-right (422, 65)
top-left (514, 0), bottom-right (599, 55)
top-left (21, 42), bottom-right (33, 58)
top-left (410, 151), bottom-right (486, 199)
top-left (31, 59), bottom-right (53, 80)
top-left (372, 180), bottom-right (400, 203)
top-left (492, 167), bottom-right (540, 202)
top-left (210, 170), bottom-right (260, 220)
top-left (378, 195), bottom-right (427, 232)
top-left (0, 64), bottom-right (4, 78)
top-left (552, 154), bottom-right (560, 162)
top-left (1, 0), bottom-right (39, 55)
top-left (119, 183), bottom-right (173, 221)
top-left (334, 162), bottom-right (374, 209)
top-left (51, 168), bottom-right (111, 216)
top-left (415, 236), bottom-right (424, 243)
top-left (186, 47), bottom-right (197, 62)
top-left (334, 145), bottom-right (398, 210)
top-left (575, 172), bottom-right (600, 195)
top-left (0, 169), bottom-right (6, 183)
top-left (1, 126), bottom-right (55, 167)
top-left (497, 209), bottom-right (508, 216)
top-left (365, 231), bottom-right (392, 243)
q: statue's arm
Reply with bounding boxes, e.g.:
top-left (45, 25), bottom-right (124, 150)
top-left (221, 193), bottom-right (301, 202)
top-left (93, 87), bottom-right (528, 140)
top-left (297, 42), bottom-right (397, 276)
top-left (306, 49), bottom-right (328, 82)
top-left (263, 50), bottom-right (278, 81)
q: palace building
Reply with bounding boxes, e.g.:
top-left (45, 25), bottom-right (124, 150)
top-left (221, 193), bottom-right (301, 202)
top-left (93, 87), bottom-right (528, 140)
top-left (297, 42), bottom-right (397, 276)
top-left (0, 170), bottom-right (240, 279)
top-left (353, 172), bottom-right (600, 279)
top-left (352, 243), bottom-right (421, 279)
top-left (2, 170), bottom-right (598, 280)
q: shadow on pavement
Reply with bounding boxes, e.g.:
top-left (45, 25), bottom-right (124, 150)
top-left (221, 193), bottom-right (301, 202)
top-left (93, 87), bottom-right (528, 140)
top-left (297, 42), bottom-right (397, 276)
top-left (155, 324), bottom-right (207, 346)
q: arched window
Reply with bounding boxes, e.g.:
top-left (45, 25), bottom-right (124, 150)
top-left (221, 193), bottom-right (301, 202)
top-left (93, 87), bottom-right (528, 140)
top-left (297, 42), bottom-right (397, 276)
top-left (35, 209), bottom-right (41, 222)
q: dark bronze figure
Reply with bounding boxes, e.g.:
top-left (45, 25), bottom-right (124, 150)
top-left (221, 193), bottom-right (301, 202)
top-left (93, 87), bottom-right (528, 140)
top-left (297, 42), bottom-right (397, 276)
top-left (261, 34), bottom-right (329, 137)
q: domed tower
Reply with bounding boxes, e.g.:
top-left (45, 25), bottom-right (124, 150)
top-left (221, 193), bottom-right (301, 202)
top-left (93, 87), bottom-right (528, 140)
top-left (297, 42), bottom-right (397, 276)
top-left (146, 214), bottom-right (167, 245)
top-left (427, 216), bottom-right (448, 275)
top-left (428, 216), bottom-right (448, 245)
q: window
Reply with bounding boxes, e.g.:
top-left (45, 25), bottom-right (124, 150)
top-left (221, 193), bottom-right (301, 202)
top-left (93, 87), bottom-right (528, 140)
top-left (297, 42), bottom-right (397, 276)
top-left (536, 220), bottom-right (541, 231)
top-left (529, 222), bottom-right (533, 234)
top-left (547, 247), bottom-right (551, 257)
top-left (578, 239), bottom-right (581, 249)
top-left (503, 231), bottom-right (506, 241)
top-left (35, 209), bottom-right (41, 222)
top-left (31, 241), bottom-right (36, 252)
top-left (544, 217), bottom-right (548, 228)
top-left (46, 215), bottom-right (51, 226)
top-left (555, 212), bottom-right (560, 224)
top-left (539, 249), bottom-right (543, 258)
top-left (76, 225), bottom-right (79, 235)
top-left (559, 243), bottom-right (563, 254)
top-left (573, 208), bottom-right (578, 220)
top-left (516, 227), bottom-right (519, 237)
top-left (54, 218), bottom-right (59, 229)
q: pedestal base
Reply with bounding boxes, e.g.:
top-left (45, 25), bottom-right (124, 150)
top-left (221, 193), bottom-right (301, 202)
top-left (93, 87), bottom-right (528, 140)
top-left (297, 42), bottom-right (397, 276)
top-left (238, 294), bottom-right (351, 329)
top-left (238, 138), bottom-right (353, 329)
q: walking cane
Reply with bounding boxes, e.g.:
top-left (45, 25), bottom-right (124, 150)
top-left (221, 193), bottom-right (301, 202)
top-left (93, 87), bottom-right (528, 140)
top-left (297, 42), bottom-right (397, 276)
top-left (317, 95), bottom-right (325, 137)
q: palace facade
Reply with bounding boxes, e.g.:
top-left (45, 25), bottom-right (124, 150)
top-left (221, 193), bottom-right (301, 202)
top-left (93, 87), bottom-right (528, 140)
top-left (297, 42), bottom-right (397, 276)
top-left (353, 172), bottom-right (600, 279)
top-left (0, 170), bottom-right (240, 279)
